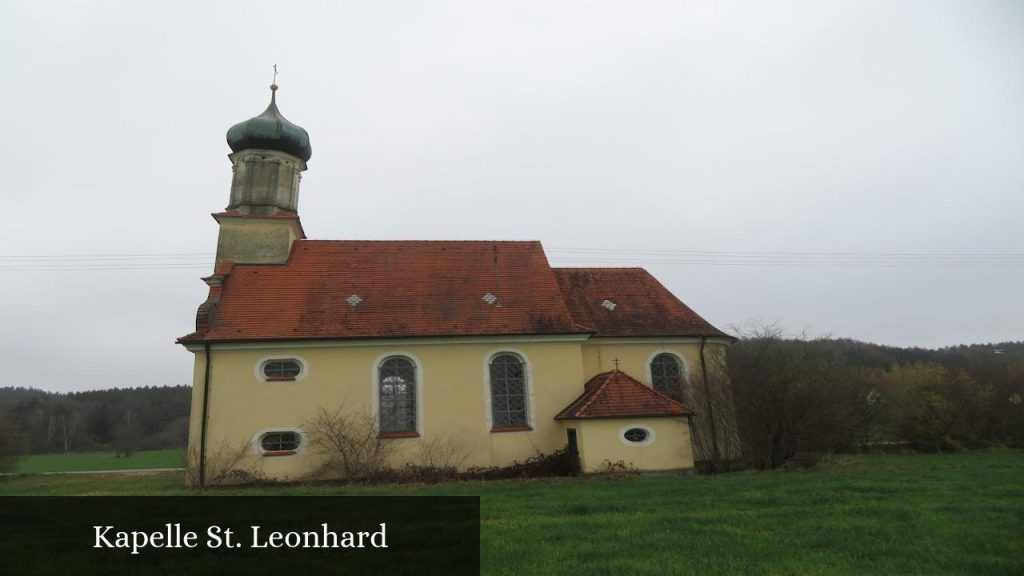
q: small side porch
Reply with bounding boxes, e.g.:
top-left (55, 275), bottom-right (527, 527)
top-left (555, 369), bottom-right (696, 473)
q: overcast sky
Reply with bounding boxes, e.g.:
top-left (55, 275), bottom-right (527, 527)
top-left (1, 1), bottom-right (1021, 392)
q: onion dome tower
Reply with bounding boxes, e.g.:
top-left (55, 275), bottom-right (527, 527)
top-left (224, 83), bottom-right (312, 214)
top-left (213, 83), bottom-right (311, 271)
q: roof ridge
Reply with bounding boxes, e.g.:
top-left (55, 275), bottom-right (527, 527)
top-left (551, 267), bottom-right (647, 271)
top-left (573, 372), bottom-right (614, 417)
top-left (633, 376), bottom-right (692, 409)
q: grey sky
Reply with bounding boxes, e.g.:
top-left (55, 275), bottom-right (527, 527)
top-left (1, 1), bottom-right (1021, 392)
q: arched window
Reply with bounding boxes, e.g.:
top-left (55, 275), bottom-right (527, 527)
top-left (490, 353), bottom-right (528, 428)
top-left (378, 356), bottom-right (417, 434)
top-left (650, 353), bottom-right (685, 403)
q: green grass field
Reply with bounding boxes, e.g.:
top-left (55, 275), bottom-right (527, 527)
top-left (2, 450), bottom-right (1021, 575)
top-left (12, 449), bottom-right (185, 474)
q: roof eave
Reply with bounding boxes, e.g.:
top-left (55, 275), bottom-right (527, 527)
top-left (554, 412), bottom-right (694, 421)
top-left (176, 329), bottom-right (594, 346)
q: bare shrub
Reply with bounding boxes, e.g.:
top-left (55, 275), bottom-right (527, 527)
top-left (462, 448), bottom-right (579, 480)
top-left (362, 433), bottom-right (473, 483)
top-left (593, 459), bottom-right (640, 477)
top-left (304, 406), bottom-right (396, 481)
top-left (185, 440), bottom-right (263, 487)
top-left (415, 432), bottom-right (470, 470)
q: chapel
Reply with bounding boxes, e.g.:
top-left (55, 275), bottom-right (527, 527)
top-left (179, 85), bottom-right (737, 485)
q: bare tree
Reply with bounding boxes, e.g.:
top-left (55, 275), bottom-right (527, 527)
top-left (687, 344), bottom-right (743, 471)
top-left (52, 402), bottom-right (81, 453)
top-left (727, 322), bottom-right (880, 468)
top-left (113, 409), bottom-right (143, 457)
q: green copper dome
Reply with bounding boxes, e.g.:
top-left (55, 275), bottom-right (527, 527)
top-left (226, 85), bottom-right (312, 162)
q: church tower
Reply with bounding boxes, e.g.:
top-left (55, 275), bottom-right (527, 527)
top-left (213, 83), bottom-right (312, 271)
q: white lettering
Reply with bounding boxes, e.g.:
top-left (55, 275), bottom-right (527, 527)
top-left (206, 526), bottom-right (233, 548)
top-left (248, 523), bottom-right (387, 549)
top-left (91, 524), bottom-right (200, 555)
top-left (371, 523), bottom-right (387, 548)
top-left (93, 526), bottom-right (114, 549)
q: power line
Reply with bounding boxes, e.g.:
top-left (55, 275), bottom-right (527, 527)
top-left (0, 253), bottom-right (211, 260)
top-left (1, 246), bottom-right (1022, 272)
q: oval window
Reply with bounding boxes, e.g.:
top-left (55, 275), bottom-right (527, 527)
top-left (263, 359), bottom-right (302, 380)
top-left (623, 428), bottom-right (649, 443)
top-left (260, 431), bottom-right (300, 453)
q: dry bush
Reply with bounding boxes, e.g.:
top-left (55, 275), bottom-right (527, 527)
top-left (304, 406), bottom-right (396, 481)
top-left (462, 448), bottom-right (579, 480)
top-left (185, 440), bottom-right (264, 487)
top-left (415, 432), bottom-right (470, 470)
top-left (370, 433), bottom-right (473, 483)
top-left (593, 459), bottom-right (640, 477)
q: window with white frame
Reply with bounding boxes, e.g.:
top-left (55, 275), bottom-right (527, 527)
top-left (378, 356), bottom-right (417, 434)
top-left (620, 425), bottom-right (655, 446)
top-left (650, 353), bottom-right (685, 403)
top-left (489, 353), bottom-right (528, 428)
top-left (262, 359), bottom-right (302, 381)
top-left (259, 431), bottom-right (301, 454)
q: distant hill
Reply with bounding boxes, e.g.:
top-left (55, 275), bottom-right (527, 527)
top-left (0, 385), bottom-right (191, 454)
top-left (808, 339), bottom-right (1024, 370)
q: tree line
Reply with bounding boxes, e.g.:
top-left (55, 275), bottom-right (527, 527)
top-left (726, 327), bottom-right (1024, 469)
top-left (0, 385), bottom-right (190, 464)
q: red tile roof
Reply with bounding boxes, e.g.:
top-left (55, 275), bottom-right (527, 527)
top-left (555, 370), bottom-right (693, 420)
top-left (552, 268), bottom-right (729, 338)
top-left (179, 240), bottom-right (585, 342)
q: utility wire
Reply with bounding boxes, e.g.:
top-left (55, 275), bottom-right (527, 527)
top-left (1, 247), bottom-right (1023, 272)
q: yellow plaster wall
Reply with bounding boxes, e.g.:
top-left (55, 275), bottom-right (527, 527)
top-left (581, 340), bottom-right (704, 388)
top-left (187, 340), bottom-right (587, 481)
top-left (571, 418), bottom-right (693, 473)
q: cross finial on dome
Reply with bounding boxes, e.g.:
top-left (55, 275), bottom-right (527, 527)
top-left (271, 64), bottom-right (278, 92)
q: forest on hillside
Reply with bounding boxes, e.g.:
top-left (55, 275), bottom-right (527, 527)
top-left (0, 385), bottom-right (190, 457)
top-left (721, 332), bottom-right (1024, 469)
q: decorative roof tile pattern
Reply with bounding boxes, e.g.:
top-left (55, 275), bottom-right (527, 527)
top-left (179, 240), bottom-right (585, 342)
top-left (555, 370), bottom-right (693, 420)
top-left (552, 268), bottom-right (729, 338)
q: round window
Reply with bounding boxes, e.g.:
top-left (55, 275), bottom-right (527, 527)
top-left (623, 428), bottom-right (649, 443)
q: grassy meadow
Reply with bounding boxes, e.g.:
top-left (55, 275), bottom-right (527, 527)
top-left (2, 450), bottom-right (1021, 575)
top-left (12, 449), bottom-right (185, 474)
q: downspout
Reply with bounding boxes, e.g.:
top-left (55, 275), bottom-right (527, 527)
top-left (199, 343), bottom-right (213, 488)
top-left (685, 413), bottom-right (698, 470)
top-left (700, 336), bottom-right (720, 466)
